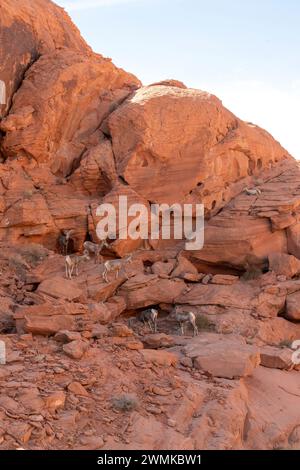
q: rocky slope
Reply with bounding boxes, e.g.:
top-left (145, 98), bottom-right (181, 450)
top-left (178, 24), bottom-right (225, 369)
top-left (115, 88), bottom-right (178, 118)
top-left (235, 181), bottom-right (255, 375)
top-left (0, 0), bottom-right (300, 450)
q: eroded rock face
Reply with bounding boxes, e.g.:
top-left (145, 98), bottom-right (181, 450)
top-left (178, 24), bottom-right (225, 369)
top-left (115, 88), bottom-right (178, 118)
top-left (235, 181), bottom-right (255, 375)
top-left (286, 291), bottom-right (300, 320)
top-left (184, 334), bottom-right (261, 379)
top-left (1, 0), bottom-right (300, 453)
top-left (1, 49), bottom-right (140, 175)
top-left (188, 159), bottom-right (300, 269)
top-left (108, 85), bottom-right (291, 211)
top-left (269, 252), bottom-right (300, 278)
top-left (0, 0), bottom-right (90, 117)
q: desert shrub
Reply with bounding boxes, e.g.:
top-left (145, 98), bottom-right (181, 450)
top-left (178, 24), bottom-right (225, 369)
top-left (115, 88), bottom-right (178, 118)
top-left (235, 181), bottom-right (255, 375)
top-left (195, 314), bottom-right (215, 331)
top-left (23, 190), bottom-right (33, 199)
top-left (241, 267), bottom-right (262, 281)
top-left (111, 394), bottom-right (139, 412)
top-left (9, 254), bottom-right (28, 270)
top-left (18, 244), bottom-right (48, 266)
top-left (279, 339), bottom-right (292, 349)
top-left (8, 254), bottom-right (28, 278)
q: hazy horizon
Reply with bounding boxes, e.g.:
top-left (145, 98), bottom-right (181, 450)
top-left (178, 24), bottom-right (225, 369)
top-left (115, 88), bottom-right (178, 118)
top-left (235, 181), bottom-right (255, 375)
top-left (57, 0), bottom-right (300, 159)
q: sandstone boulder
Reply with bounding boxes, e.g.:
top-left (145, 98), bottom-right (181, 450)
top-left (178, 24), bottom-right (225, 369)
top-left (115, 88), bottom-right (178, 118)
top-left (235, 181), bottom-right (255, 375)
top-left (1, 49), bottom-right (139, 175)
top-left (0, 0), bottom-right (90, 116)
top-left (151, 260), bottom-right (176, 276)
top-left (67, 381), bottom-right (89, 397)
top-left (63, 340), bottom-right (89, 360)
top-left (211, 274), bottom-right (239, 285)
top-left (37, 277), bottom-right (86, 302)
top-left (268, 252), bottom-right (300, 278)
top-left (142, 333), bottom-right (176, 349)
top-left (285, 291), bottom-right (300, 321)
top-left (88, 296), bottom-right (127, 323)
top-left (54, 330), bottom-right (82, 344)
top-left (188, 160), bottom-right (300, 270)
top-left (119, 273), bottom-right (186, 309)
top-left (170, 256), bottom-right (199, 279)
top-left (184, 334), bottom-right (260, 379)
top-left (287, 223), bottom-right (300, 259)
top-left (45, 391), bottom-right (66, 413)
top-left (139, 349), bottom-right (178, 367)
top-left (175, 280), bottom-right (285, 318)
top-left (260, 346), bottom-right (293, 370)
top-left (24, 314), bottom-right (75, 336)
top-left (108, 86), bottom-right (290, 213)
top-left (110, 323), bottom-right (134, 338)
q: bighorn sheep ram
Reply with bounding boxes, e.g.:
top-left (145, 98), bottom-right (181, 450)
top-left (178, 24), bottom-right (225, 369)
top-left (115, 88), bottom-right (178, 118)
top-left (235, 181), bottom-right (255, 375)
top-left (102, 255), bottom-right (133, 283)
top-left (139, 308), bottom-right (158, 333)
top-left (65, 251), bottom-right (90, 280)
top-left (172, 308), bottom-right (198, 336)
top-left (58, 229), bottom-right (74, 255)
top-left (83, 239), bottom-right (110, 264)
top-left (244, 187), bottom-right (262, 196)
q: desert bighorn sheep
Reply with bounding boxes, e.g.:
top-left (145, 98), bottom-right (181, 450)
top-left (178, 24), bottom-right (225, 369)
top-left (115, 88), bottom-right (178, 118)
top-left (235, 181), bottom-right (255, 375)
top-left (244, 187), bottom-right (262, 196)
top-left (65, 251), bottom-right (90, 280)
top-left (102, 255), bottom-right (133, 283)
top-left (58, 229), bottom-right (74, 255)
top-left (83, 239), bottom-right (110, 263)
top-left (172, 308), bottom-right (198, 336)
top-left (139, 308), bottom-right (158, 333)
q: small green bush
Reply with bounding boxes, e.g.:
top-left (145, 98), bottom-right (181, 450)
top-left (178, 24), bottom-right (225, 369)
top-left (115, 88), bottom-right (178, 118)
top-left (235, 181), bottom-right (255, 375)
top-left (8, 254), bottom-right (28, 278)
top-left (241, 267), bottom-right (262, 281)
top-left (23, 190), bottom-right (33, 199)
top-left (111, 394), bottom-right (139, 412)
top-left (195, 314), bottom-right (215, 331)
top-left (18, 244), bottom-right (48, 266)
top-left (278, 339), bottom-right (291, 349)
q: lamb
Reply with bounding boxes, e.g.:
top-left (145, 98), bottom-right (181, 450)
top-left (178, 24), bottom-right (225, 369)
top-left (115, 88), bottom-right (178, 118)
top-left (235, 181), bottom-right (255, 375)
top-left (102, 255), bottom-right (133, 283)
top-left (58, 229), bottom-right (74, 255)
top-left (83, 239), bottom-right (110, 264)
top-left (171, 308), bottom-right (198, 336)
top-left (244, 187), bottom-right (262, 196)
top-left (65, 251), bottom-right (90, 280)
top-left (139, 308), bottom-right (158, 333)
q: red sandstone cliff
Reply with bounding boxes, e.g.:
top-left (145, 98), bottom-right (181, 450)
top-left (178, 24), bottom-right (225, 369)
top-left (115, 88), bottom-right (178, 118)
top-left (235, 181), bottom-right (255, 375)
top-left (0, 0), bottom-right (300, 451)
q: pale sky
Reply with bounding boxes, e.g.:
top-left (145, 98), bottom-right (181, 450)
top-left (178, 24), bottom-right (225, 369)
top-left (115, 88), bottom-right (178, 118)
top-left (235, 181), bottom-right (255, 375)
top-left (57, 0), bottom-right (300, 158)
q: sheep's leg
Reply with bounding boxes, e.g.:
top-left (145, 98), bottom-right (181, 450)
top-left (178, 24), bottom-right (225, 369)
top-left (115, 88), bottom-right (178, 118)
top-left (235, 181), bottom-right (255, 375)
top-left (192, 320), bottom-right (198, 336)
top-left (180, 322), bottom-right (184, 336)
top-left (148, 320), bottom-right (153, 332)
top-left (153, 319), bottom-right (157, 333)
top-left (75, 263), bottom-right (79, 277)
